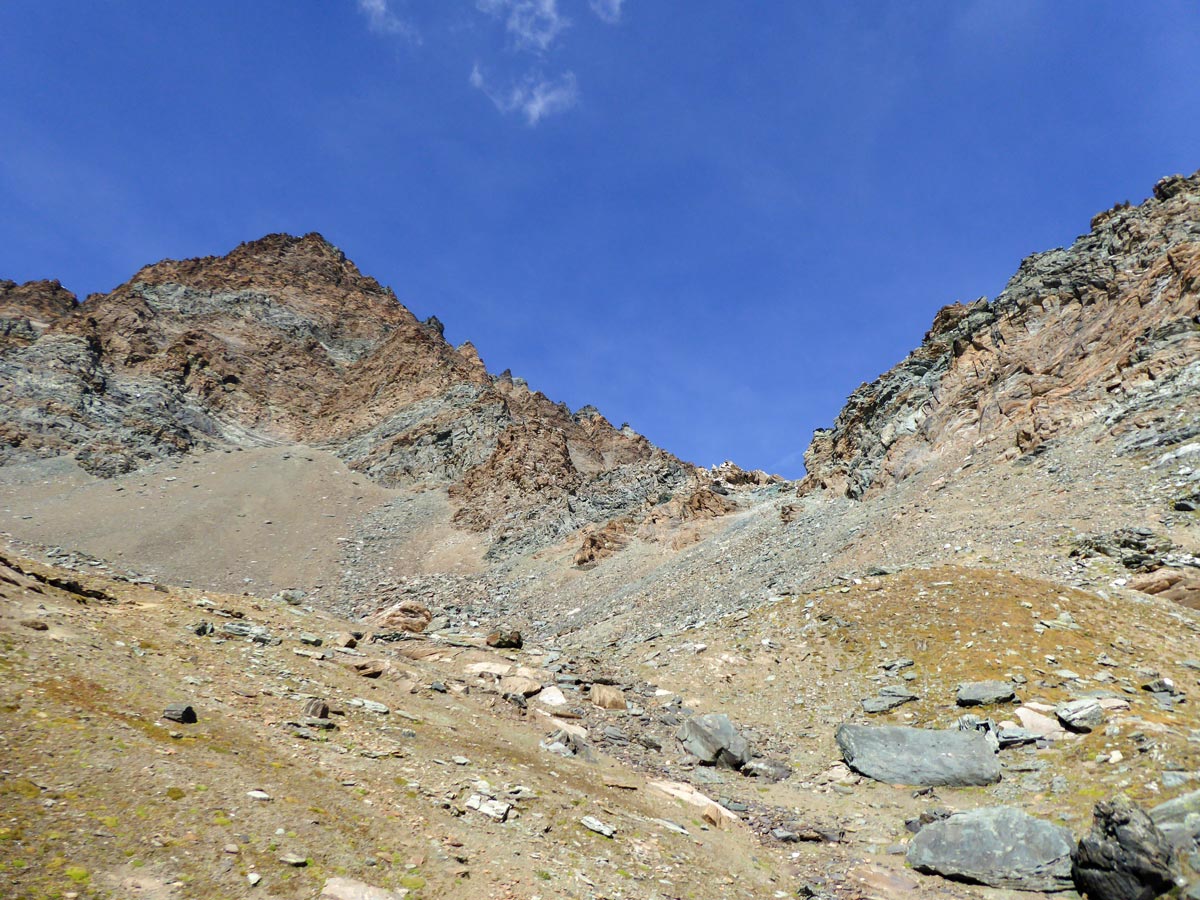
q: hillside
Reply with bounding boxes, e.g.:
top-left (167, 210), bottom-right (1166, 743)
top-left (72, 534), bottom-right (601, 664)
top-left (1, 171), bottom-right (1199, 900)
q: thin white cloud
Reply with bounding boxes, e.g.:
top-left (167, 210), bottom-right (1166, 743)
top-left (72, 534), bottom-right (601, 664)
top-left (356, 0), bottom-right (420, 42)
top-left (589, 0), bottom-right (623, 24)
top-left (477, 0), bottom-right (569, 51)
top-left (470, 64), bottom-right (578, 125)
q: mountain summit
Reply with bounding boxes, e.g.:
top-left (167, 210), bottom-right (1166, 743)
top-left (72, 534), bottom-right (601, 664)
top-left (0, 232), bottom-right (770, 565)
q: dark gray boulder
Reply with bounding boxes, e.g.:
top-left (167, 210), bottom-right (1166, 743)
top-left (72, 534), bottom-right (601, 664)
top-left (1073, 796), bottom-right (1176, 900)
top-left (835, 724), bottom-right (1000, 786)
top-left (907, 806), bottom-right (1074, 892)
top-left (956, 680), bottom-right (1017, 707)
top-left (677, 714), bottom-right (752, 769)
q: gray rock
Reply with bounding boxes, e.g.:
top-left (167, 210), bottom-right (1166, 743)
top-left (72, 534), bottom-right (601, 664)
top-left (162, 703), bottom-right (197, 724)
top-left (677, 714), bottom-right (752, 769)
top-left (465, 794), bottom-right (511, 821)
top-left (862, 684), bottom-right (919, 713)
top-left (1057, 698), bottom-right (1104, 732)
top-left (1163, 771), bottom-right (1191, 789)
top-left (1152, 789), bottom-right (1200, 825)
top-left (302, 698), bottom-right (329, 719)
top-left (743, 758), bottom-right (792, 782)
top-left (580, 815), bottom-right (615, 838)
top-left (997, 727), bottom-right (1040, 748)
top-left (835, 724), bottom-right (1000, 786)
top-left (350, 698), bottom-right (389, 715)
top-left (1073, 796), bottom-right (1176, 900)
top-left (539, 729), bottom-right (592, 760)
top-left (878, 657), bottom-right (914, 675)
top-left (907, 806), bottom-right (1074, 892)
top-left (956, 680), bottom-right (1017, 707)
top-left (1150, 789), bottom-right (1200, 848)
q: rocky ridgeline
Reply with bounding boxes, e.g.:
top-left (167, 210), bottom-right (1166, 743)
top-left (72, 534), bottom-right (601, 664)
top-left (799, 171), bottom-right (1200, 499)
top-left (0, 233), bottom-right (768, 559)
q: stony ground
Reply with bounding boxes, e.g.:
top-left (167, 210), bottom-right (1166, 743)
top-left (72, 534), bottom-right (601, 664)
top-left (4, 542), bottom-right (1200, 900)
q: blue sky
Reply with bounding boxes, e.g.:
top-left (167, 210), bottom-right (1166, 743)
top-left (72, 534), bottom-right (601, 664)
top-left (2, 3), bottom-right (1198, 476)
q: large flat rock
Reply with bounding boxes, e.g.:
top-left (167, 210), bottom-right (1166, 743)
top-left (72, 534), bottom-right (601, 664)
top-left (835, 724), bottom-right (1000, 786)
top-left (907, 807), bottom-right (1075, 892)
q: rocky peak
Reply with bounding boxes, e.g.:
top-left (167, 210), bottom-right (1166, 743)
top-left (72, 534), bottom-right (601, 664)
top-left (0, 234), bottom-right (729, 560)
top-left (799, 170), bottom-right (1200, 499)
top-left (0, 279), bottom-right (78, 325)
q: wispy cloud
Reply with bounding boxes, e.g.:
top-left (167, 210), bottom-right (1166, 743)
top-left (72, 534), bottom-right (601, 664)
top-left (356, 0), bottom-right (420, 42)
top-left (470, 64), bottom-right (578, 125)
top-left (589, 0), bottom-right (624, 25)
top-left (476, 0), bottom-right (569, 51)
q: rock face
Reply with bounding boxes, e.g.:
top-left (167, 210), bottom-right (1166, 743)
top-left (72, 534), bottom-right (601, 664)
top-left (835, 724), bottom-right (1000, 786)
top-left (907, 807), bottom-right (1075, 892)
top-left (1074, 796), bottom-right (1176, 900)
top-left (0, 233), bottom-right (724, 558)
top-left (799, 171), bottom-right (1200, 500)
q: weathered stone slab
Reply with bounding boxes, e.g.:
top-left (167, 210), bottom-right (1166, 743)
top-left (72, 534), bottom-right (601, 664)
top-left (907, 807), bottom-right (1074, 892)
top-left (835, 724), bottom-right (999, 786)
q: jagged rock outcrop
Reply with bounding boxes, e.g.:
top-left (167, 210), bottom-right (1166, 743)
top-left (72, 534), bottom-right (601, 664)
top-left (0, 233), bottom-right (722, 556)
top-left (0, 279), bottom-right (78, 348)
top-left (799, 171), bottom-right (1200, 499)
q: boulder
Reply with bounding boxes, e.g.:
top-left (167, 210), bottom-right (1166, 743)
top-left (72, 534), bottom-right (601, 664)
top-left (678, 714), bottom-right (752, 769)
top-left (370, 600), bottom-right (432, 634)
top-left (498, 675), bottom-right (542, 697)
top-left (536, 685), bottom-right (567, 707)
top-left (1057, 698), bottom-right (1104, 732)
top-left (1150, 788), bottom-right (1200, 849)
top-left (1073, 796), bottom-right (1176, 900)
top-left (589, 684), bottom-right (627, 711)
top-left (956, 680), bottom-right (1017, 707)
top-left (302, 698), bottom-right (329, 719)
top-left (907, 806), bottom-right (1074, 892)
top-left (162, 703), bottom-right (197, 724)
top-left (486, 629), bottom-right (523, 649)
top-left (348, 659), bottom-right (387, 679)
top-left (835, 724), bottom-right (1000, 786)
